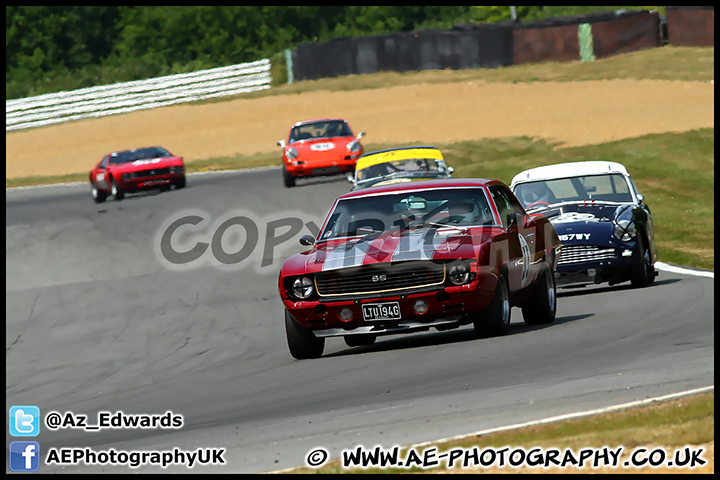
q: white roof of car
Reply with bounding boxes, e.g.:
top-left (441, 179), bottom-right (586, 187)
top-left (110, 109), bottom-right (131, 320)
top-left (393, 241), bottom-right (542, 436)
top-left (510, 161), bottom-right (630, 188)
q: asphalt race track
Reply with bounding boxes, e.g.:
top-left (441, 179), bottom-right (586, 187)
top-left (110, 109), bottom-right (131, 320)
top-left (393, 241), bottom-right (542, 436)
top-left (6, 168), bottom-right (714, 473)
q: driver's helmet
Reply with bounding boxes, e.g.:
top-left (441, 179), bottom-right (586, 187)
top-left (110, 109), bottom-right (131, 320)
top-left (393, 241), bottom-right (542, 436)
top-left (448, 201), bottom-right (479, 224)
top-left (522, 182), bottom-right (552, 205)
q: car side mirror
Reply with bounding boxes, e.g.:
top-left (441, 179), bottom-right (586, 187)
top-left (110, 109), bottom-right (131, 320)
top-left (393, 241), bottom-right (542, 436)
top-left (357, 132), bottom-right (365, 140)
top-left (507, 212), bottom-right (522, 230)
top-left (347, 175), bottom-right (354, 183)
top-left (277, 139), bottom-right (285, 148)
top-left (447, 166), bottom-right (455, 174)
top-left (299, 234), bottom-right (315, 246)
top-left (637, 193), bottom-right (645, 203)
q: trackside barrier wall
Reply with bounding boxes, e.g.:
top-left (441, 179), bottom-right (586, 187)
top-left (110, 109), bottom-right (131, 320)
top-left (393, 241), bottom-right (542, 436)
top-left (510, 10), bottom-right (662, 65)
top-left (589, 11), bottom-right (662, 58)
top-left (292, 9), bottom-right (665, 81)
top-left (666, 6), bottom-right (714, 46)
top-left (6, 59), bottom-right (271, 132)
top-left (292, 27), bottom-right (512, 81)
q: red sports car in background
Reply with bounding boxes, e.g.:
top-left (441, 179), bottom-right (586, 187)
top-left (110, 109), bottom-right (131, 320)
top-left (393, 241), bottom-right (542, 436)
top-left (278, 178), bottom-right (562, 359)
top-left (277, 118), bottom-right (365, 188)
top-left (89, 146), bottom-right (185, 203)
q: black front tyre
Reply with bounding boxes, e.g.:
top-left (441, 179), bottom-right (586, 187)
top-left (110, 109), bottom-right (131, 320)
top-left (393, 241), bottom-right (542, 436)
top-left (630, 234), bottom-right (655, 288)
top-left (174, 176), bottom-right (186, 189)
top-left (521, 262), bottom-right (557, 325)
top-left (474, 273), bottom-right (511, 338)
top-left (91, 183), bottom-right (107, 204)
top-left (285, 309), bottom-right (324, 359)
top-left (282, 167), bottom-right (296, 188)
top-left (111, 179), bottom-right (125, 201)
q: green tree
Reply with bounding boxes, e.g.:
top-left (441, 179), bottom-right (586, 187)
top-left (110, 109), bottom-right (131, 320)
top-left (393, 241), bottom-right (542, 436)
top-left (5, 6), bottom-right (668, 99)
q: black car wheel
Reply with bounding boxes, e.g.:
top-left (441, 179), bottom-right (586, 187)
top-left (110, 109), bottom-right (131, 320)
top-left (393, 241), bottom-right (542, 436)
top-left (174, 176), bottom-right (186, 189)
top-left (521, 262), bottom-right (557, 325)
top-left (630, 234), bottom-right (655, 288)
top-left (474, 273), bottom-right (511, 338)
top-left (282, 167), bottom-right (296, 188)
top-left (285, 309), bottom-right (324, 359)
top-left (111, 179), bottom-right (125, 201)
top-left (91, 183), bottom-right (107, 204)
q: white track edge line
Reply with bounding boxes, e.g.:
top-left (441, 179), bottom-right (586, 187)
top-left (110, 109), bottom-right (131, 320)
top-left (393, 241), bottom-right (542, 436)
top-left (655, 261), bottom-right (714, 278)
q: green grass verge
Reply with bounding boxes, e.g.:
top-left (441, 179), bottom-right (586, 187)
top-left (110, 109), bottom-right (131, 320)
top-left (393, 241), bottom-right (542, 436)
top-left (280, 392), bottom-right (713, 474)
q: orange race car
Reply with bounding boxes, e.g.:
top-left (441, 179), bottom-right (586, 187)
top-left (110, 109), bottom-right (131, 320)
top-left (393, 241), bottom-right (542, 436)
top-left (276, 118), bottom-right (365, 188)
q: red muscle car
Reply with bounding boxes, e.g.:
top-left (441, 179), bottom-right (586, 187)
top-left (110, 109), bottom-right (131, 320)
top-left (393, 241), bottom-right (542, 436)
top-left (89, 146), bottom-right (185, 203)
top-left (277, 118), bottom-right (365, 188)
top-left (278, 178), bottom-right (562, 359)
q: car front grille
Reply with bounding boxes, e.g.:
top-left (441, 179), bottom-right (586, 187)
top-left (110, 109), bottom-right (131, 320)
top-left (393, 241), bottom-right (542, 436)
top-left (315, 261), bottom-right (446, 296)
top-left (131, 167), bottom-right (173, 178)
top-left (558, 245), bottom-right (616, 265)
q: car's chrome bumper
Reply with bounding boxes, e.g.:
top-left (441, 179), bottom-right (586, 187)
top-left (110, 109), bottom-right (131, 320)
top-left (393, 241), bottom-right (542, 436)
top-left (312, 314), bottom-right (467, 338)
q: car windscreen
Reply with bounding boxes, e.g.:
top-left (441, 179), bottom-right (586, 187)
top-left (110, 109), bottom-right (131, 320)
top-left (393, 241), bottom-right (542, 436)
top-left (357, 158), bottom-right (441, 182)
top-left (513, 173), bottom-right (634, 209)
top-left (109, 147), bottom-right (172, 165)
top-left (289, 121), bottom-right (352, 142)
top-left (319, 188), bottom-right (495, 240)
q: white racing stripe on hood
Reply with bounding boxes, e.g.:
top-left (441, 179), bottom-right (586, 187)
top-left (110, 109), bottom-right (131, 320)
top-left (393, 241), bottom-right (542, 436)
top-left (319, 230), bottom-right (457, 271)
top-left (320, 238), bottom-right (376, 271)
top-left (392, 230), bottom-right (446, 261)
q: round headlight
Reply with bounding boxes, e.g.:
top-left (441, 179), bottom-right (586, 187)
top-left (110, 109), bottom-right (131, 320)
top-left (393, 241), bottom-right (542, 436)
top-left (613, 219), bottom-right (636, 242)
top-left (448, 264), bottom-right (470, 285)
top-left (286, 147), bottom-right (298, 160)
top-left (292, 276), bottom-right (314, 299)
top-left (347, 141), bottom-right (361, 153)
top-left (121, 173), bottom-right (131, 181)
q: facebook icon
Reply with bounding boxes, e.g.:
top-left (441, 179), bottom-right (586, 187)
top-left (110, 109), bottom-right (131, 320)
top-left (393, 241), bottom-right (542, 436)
top-left (9, 441), bottom-right (41, 472)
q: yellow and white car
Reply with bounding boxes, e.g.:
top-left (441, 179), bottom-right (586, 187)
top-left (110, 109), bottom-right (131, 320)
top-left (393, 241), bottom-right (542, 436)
top-left (348, 146), bottom-right (454, 190)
